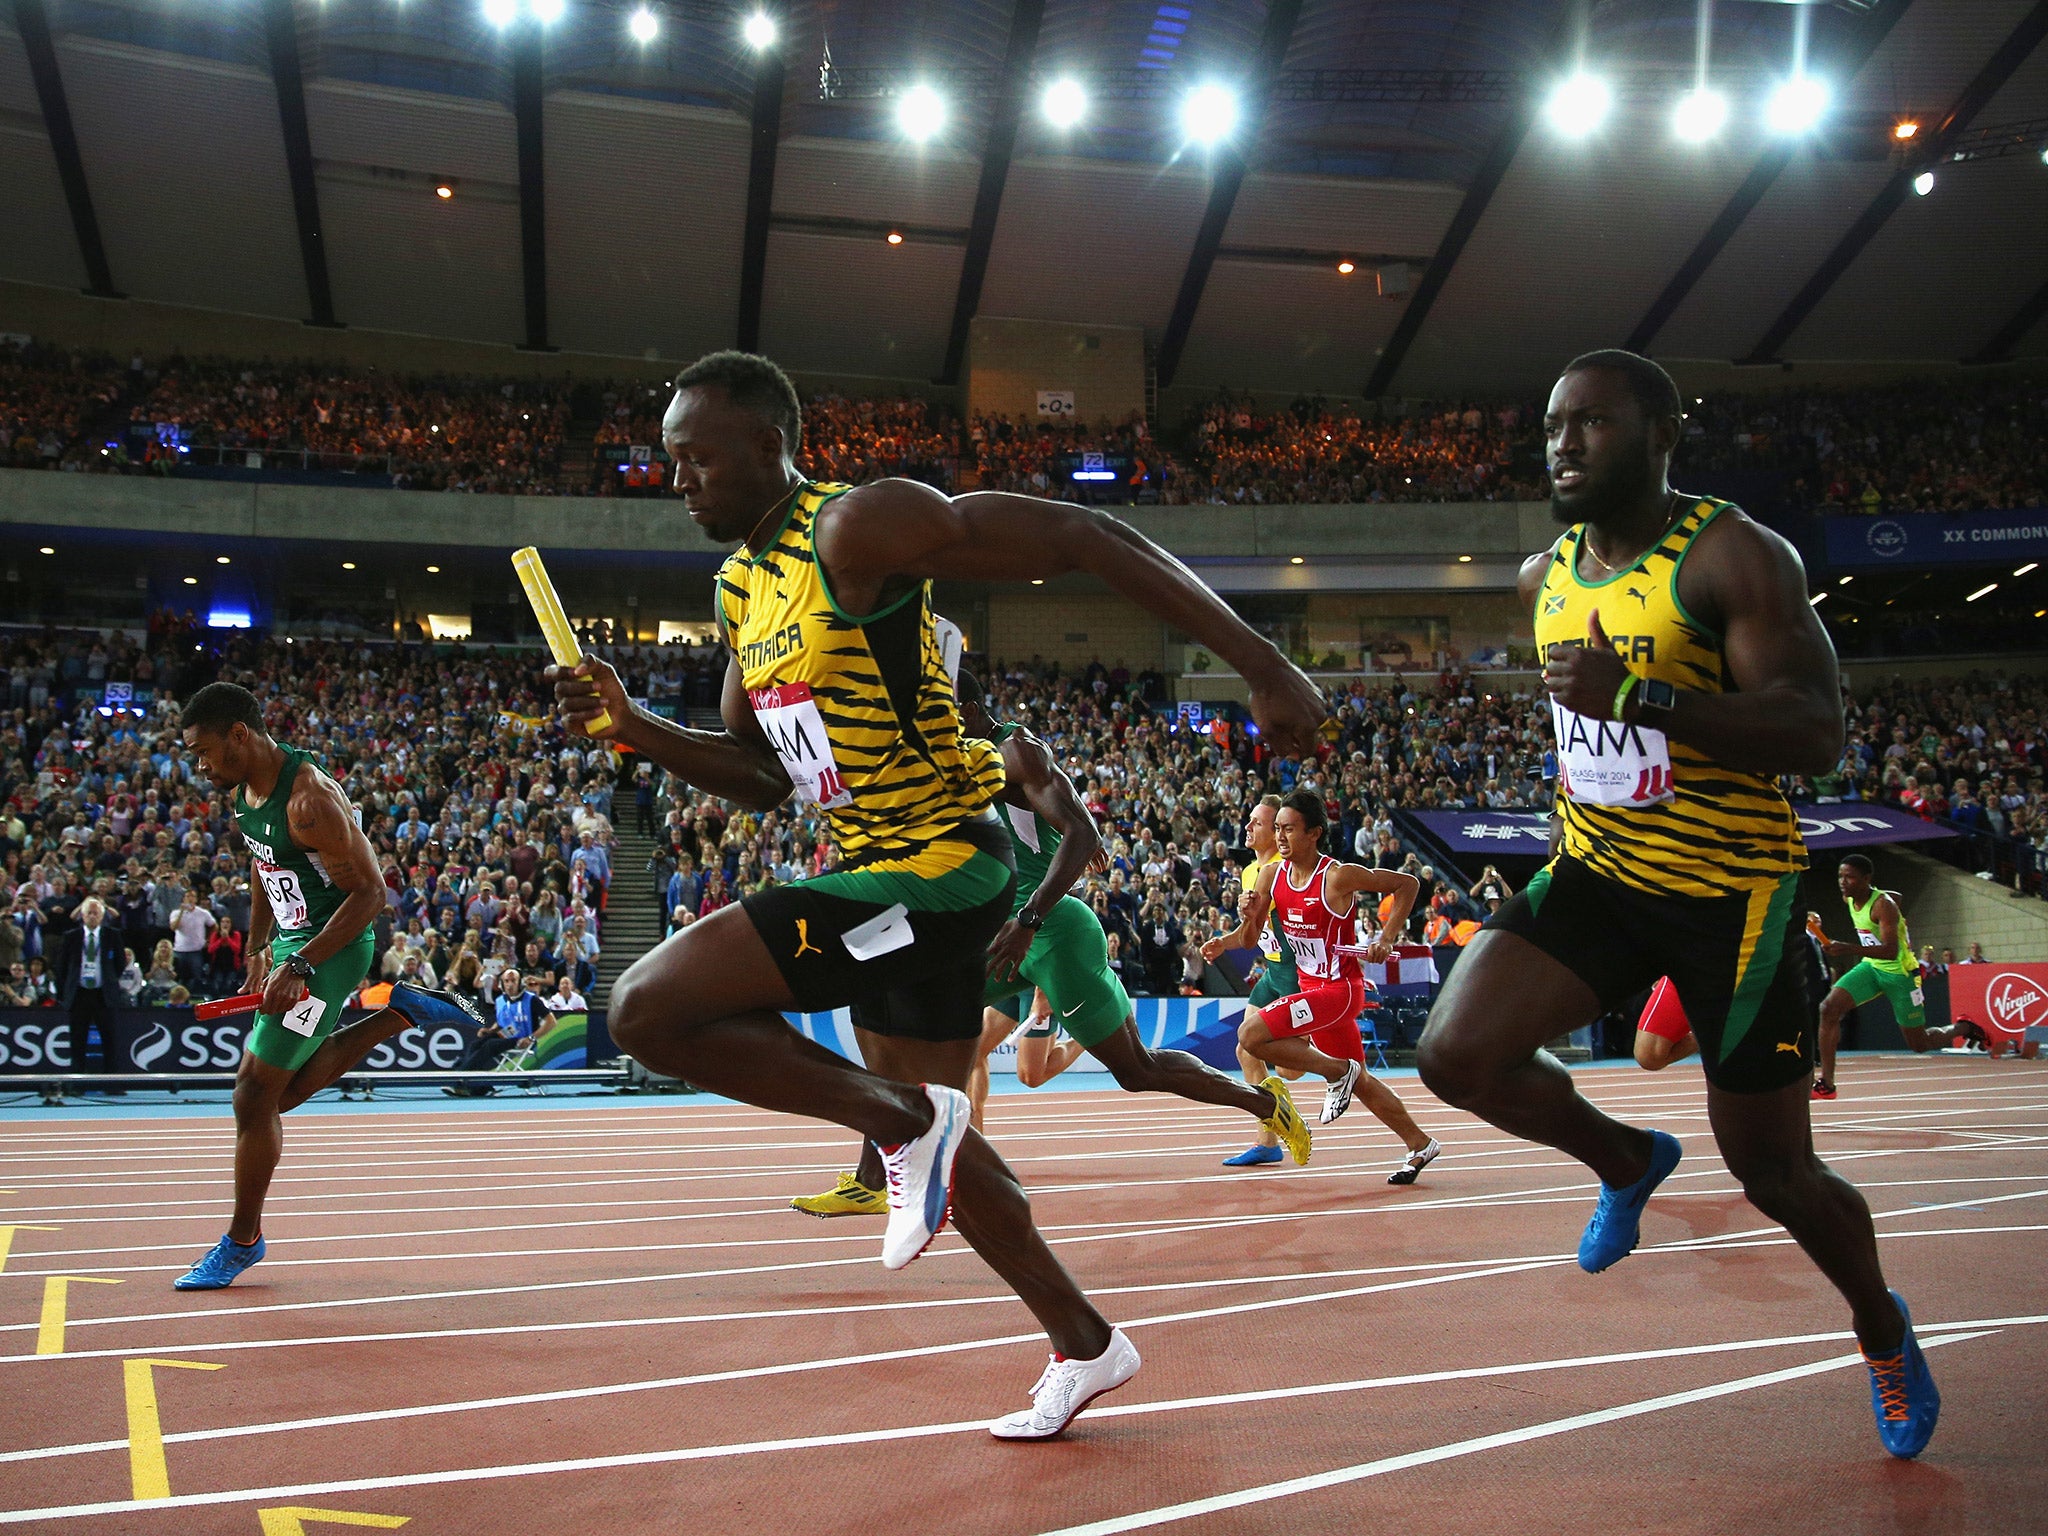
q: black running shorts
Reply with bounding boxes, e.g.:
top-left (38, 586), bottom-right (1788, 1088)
top-left (1483, 853), bottom-right (1815, 1093)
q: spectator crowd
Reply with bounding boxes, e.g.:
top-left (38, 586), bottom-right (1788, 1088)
top-left (9, 335), bottom-right (2040, 516)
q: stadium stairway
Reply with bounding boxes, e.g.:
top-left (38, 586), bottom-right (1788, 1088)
top-left (594, 819), bottom-right (667, 1012)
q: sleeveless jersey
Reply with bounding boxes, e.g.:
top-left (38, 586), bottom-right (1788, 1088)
top-left (1849, 890), bottom-right (1915, 977)
top-left (1534, 496), bottom-right (1805, 899)
top-left (989, 722), bottom-right (1059, 912)
top-left (235, 744), bottom-right (347, 940)
top-left (1268, 855), bottom-right (1361, 984)
top-left (1240, 851), bottom-right (1286, 963)
top-left (716, 481), bottom-right (1005, 861)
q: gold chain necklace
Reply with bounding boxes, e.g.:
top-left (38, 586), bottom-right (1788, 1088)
top-left (1581, 491), bottom-right (1682, 576)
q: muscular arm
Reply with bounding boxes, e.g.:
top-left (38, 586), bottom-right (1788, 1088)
top-left (815, 481), bottom-right (1326, 754)
top-left (1326, 864), bottom-right (1420, 959)
top-left (1828, 893), bottom-right (1901, 963)
top-left (1657, 515), bottom-right (1844, 776)
top-left (1207, 864), bottom-right (1278, 955)
top-left (548, 655), bottom-right (792, 812)
top-left (1539, 514), bottom-right (1842, 776)
top-left (1003, 731), bottom-right (1104, 918)
top-left (245, 870), bottom-right (274, 988)
top-left (285, 773), bottom-right (388, 971)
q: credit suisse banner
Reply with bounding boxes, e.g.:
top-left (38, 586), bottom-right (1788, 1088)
top-left (1824, 508), bottom-right (2048, 570)
top-left (1410, 804), bottom-right (1955, 856)
top-left (1945, 963), bottom-right (2048, 1042)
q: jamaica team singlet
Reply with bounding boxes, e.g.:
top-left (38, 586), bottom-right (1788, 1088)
top-left (716, 481), bottom-right (1005, 861)
top-left (1534, 496), bottom-right (1805, 900)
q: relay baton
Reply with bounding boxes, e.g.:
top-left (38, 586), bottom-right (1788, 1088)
top-left (194, 991), bottom-right (263, 1021)
top-left (512, 545), bottom-right (613, 735)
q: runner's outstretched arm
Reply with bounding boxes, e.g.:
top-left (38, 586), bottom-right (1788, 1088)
top-left (1328, 865), bottom-right (1419, 964)
top-left (986, 731), bottom-right (1105, 985)
top-left (548, 654), bottom-right (792, 811)
top-left (814, 481), bottom-right (1327, 756)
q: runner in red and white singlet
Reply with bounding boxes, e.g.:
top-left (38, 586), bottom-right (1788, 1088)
top-left (1633, 975), bottom-right (1699, 1072)
top-left (1206, 789), bottom-right (1446, 1184)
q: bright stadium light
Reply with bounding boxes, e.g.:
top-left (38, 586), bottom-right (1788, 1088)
top-left (1181, 83), bottom-right (1239, 145)
top-left (528, 0), bottom-right (563, 22)
top-left (1766, 75), bottom-right (1829, 135)
top-left (1672, 86), bottom-right (1728, 143)
top-left (1912, 170), bottom-right (1935, 196)
top-left (1042, 77), bottom-right (1086, 130)
top-left (627, 5), bottom-right (657, 42)
top-left (1544, 72), bottom-right (1613, 138)
top-left (481, 0), bottom-right (517, 26)
top-left (742, 11), bottom-right (777, 50)
top-left (896, 83), bottom-right (946, 142)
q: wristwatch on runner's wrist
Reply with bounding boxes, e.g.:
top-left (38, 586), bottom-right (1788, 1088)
top-left (281, 954), bottom-right (317, 982)
top-left (1634, 678), bottom-right (1677, 722)
top-left (1017, 906), bottom-right (1047, 931)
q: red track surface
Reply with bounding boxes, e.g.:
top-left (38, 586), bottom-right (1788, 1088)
top-left (1, 1056), bottom-right (2042, 1534)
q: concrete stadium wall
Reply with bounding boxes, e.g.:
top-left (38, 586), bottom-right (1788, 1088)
top-left (0, 468), bottom-right (1550, 564)
top-left (966, 317), bottom-right (1146, 425)
top-left (1867, 848), bottom-right (2048, 964)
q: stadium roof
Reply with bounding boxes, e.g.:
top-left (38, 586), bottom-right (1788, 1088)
top-left (1, 0), bottom-right (2044, 396)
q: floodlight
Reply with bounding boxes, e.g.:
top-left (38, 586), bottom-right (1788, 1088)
top-left (1672, 87), bottom-right (1728, 143)
top-left (742, 11), bottom-right (776, 49)
top-left (628, 5), bottom-right (657, 42)
top-left (1042, 77), bottom-right (1086, 130)
top-left (897, 83), bottom-right (946, 142)
top-left (529, 0), bottom-right (563, 22)
top-left (480, 0), bottom-right (516, 25)
top-left (1912, 170), bottom-right (1934, 196)
top-left (1543, 73), bottom-right (1612, 137)
top-left (1893, 120), bottom-right (1919, 140)
top-left (1766, 75), bottom-right (1828, 135)
top-left (1181, 83), bottom-right (1239, 145)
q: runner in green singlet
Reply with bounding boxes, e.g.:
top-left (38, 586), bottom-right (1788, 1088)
top-left (1813, 853), bottom-right (1954, 1098)
top-left (793, 673), bottom-right (1311, 1214)
top-left (171, 683), bottom-right (484, 1291)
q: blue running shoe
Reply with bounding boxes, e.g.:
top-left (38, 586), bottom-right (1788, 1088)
top-left (390, 982), bottom-right (486, 1030)
top-left (174, 1233), bottom-right (266, 1291)
top-left (1578, 1130), bottom-right (1683, 1273)
top-left (1866, 1290), bottom-right (1940, 1458)
top-left (1223, 1144), bottom-right (1285, 1167)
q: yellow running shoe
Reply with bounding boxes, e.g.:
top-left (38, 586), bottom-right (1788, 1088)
top-left (1258, 1076), bottom-right (1312, 1166)
top-left (791, 1171), bottom-right (887, 1218)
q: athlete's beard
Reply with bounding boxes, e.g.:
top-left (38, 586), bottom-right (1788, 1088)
top-left (1550, 451), bottom-right (1658, 529)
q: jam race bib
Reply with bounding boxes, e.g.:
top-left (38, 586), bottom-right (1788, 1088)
top-left (749, 682), bottom-right (854, 810)
top-left (1552, 700), bottom-right (1675, 808)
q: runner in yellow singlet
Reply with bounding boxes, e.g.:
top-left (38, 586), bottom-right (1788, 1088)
top-left (546, 350), bottom-right (1325, 1441)
top-left (1416, 349), bottom-right (1938, 1460)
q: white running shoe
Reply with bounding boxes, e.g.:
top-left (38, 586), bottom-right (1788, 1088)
top-left (880, 1084), bottom-right (971, 1271)
top-left (1388, 1136), bottom-right (1441, 1186)
top-left (1320, 1058), bottom-right (1362, 1125)
top-left (989, 1327), bottom-right (1142, 1440)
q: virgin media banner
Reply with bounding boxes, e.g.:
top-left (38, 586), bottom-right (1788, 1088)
top-left (1945, 963), bottom-right (2048, 1042)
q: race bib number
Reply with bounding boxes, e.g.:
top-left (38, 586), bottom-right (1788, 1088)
top-left (1858, 931), bottom-right (1881, 947)
top-left (280, 993), bottom-right (327, 1038)
top-left (257, 861), bottom-right (310, 929)
top-left (1910, 986), bottom-right (1925, 1007)
top-left (749, 683), bottom-right (853, 810)
top-left (1286, 933), bottom-right (1327, 977)
top-left (1552, 700), bottom-right (1675, 808)
top-left (1287, 997), bottom-right (1315, 1029)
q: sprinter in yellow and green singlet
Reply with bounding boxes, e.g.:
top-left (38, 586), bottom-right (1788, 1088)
top-left (544, 350), bottom-right (1325, 1441)
top-left (1813, 852), bottom-right (1955, 1097)
top-left (1415, 349), bottom-right (1940, 1460)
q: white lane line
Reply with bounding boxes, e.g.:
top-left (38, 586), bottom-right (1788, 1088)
top-left (5, 1211), bottom-right (2042, 1372)
top-left (1039, 1334), bottom-right (2002, 1536)
top-left (10, 1304), bottom-right (2038, 1473)
top-left (0, 1329), bottom-right (2008, 1526)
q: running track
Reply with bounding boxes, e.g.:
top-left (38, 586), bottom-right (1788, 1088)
top-left (0, 1055), bottom-right (2041, 1534)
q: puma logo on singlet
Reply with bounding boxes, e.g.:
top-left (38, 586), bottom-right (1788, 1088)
top-left (793, 920), bottom-right (822, 959)
top-left (1776, 1040), bottom-right (1802, 1056)
top-left (1624, 586), bottom-right (1650, 608)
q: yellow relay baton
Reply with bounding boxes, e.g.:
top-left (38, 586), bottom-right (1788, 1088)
top-left (511, 545), bottom-right (613, 735)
